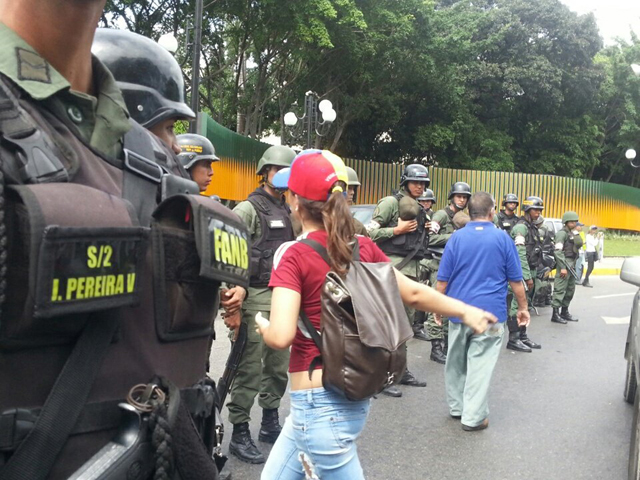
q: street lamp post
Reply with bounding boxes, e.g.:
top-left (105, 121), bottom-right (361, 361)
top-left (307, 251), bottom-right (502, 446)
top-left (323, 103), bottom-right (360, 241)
top-left (284, 91), bottom-right (337, 149)
top-left (189, 0), bottom-right (203, 133)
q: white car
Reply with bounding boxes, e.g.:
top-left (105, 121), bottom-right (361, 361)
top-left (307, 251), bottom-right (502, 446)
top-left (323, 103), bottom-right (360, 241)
top-left (622, 258), bottom-right (640, 480)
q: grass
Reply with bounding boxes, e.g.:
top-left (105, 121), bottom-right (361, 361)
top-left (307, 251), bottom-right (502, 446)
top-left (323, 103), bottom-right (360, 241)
top-left (603, 238), bottom-right (640, 257)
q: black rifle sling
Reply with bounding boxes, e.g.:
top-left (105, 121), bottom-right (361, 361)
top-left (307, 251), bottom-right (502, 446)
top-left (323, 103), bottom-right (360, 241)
top-left (395, 227), bottom-right (427, 271)
top-left (1, 315), bottom-right (118, 480)
top-left (298, 238), bottom-right (361, 378)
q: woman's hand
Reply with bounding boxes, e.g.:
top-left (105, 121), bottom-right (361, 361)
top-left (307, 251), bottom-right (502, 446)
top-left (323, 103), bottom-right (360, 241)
top-left (255, 312), bottom-right (270, 336)
top-left (460, 305), bottom-right (498, 334)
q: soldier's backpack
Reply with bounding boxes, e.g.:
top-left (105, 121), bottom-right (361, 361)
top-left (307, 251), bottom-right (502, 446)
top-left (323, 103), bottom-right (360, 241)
top-left (298, 238), bottom-right (413, 401)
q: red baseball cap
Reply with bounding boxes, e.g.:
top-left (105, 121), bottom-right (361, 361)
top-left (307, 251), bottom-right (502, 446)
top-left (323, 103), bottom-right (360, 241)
top-left (272, 149), bottom-right (348, 202)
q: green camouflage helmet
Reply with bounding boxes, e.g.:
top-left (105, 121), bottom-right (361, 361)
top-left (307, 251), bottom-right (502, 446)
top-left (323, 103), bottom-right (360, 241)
top-left (562, 211), bottom-right (579, 224)
top-left (256, 145), bottom-right (296, 175)
top-left (346, 167), bottom-right (361, 186)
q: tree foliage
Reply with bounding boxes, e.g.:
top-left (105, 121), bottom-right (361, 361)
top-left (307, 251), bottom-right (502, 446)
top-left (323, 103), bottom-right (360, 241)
top-left (101, 0), bottom-right (640, 187)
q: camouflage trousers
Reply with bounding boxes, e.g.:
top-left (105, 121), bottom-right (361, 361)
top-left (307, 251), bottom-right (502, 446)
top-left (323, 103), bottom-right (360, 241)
top-left (227, 309), bottom-right (290, 425)
top-left (421, 259), bottom-right (449, 340)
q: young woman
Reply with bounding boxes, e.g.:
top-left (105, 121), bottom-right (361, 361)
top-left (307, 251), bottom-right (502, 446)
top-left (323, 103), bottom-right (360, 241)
top-left (256, 150), bottom-right (496, 479)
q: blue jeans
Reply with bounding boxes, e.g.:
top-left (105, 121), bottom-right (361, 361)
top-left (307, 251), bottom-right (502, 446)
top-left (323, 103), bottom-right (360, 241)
top-left (261, 387), bottom-right (370, 479)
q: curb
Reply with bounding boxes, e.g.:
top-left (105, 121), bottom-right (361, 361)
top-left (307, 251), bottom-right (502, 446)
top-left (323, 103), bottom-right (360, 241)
top-left (591, 268), bottom-right (621, 276)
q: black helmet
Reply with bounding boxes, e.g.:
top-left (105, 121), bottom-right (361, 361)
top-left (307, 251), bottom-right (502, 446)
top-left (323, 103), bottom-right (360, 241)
top-left (522, 196), bottom-right (544, 212)
top-left (448, 182), bottom-right (471, 200)
top-left (418, 189), bottom-right (436, 203)
top-left (92, 28), bottom-right (195, 128)
top-left (502, 193), bottom-right (519, 207)
top-left (176, 134), bottom-right (219, 170)
top-left (400, 164), bottom-right (430, 187)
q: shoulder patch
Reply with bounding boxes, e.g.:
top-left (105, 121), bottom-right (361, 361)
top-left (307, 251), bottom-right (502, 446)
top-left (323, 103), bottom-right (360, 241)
top-left (554, 242), bottom-right (564, 251)
top-left (17, 47), bottom-right (51, 84)
top-left (514, 235), bottom-right (525, 246)
top-left (430, 221), bottom-right (441, 234)
top-left (366, 220), bottom-right (381, 234)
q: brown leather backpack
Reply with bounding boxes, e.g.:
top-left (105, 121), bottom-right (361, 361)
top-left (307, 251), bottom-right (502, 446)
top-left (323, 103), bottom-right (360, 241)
top-left (299, 239), bottom-right (413, 401)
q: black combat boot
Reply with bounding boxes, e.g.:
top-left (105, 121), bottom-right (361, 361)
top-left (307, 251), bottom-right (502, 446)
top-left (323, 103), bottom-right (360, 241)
top-left (381, 384), bottom-right (402, 397)
top-left (229, 422), bottom-right (265, 464)
top-left (582, 279), bottom-right (593, 288)
top-left (560, 307), bottom-right (579, 322)
top-left (506, 327), bottom-right (531, 353)
top-left (430, 339), bottom-right (447, 364)
top-left (551, 307), bottom-right (567, 324)
top-left (400, 369), bottom-right (427, 387)
top-left (519, 326), bottom-right (541, 349)
top-left (258, 408), bottom-right (282, 444)
top-left (412, 322), bottom-right (430, 341)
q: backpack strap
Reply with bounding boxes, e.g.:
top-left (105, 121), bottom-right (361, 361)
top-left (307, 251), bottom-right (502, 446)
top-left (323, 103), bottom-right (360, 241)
top-left (299, 237), bottom-right (360, 263)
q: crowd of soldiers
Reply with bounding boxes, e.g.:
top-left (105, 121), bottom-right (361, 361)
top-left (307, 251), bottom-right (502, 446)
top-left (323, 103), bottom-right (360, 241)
top-left (96, 28), bottom-right (585, 462)
top-left (0, 9), bottom-right (589, 478)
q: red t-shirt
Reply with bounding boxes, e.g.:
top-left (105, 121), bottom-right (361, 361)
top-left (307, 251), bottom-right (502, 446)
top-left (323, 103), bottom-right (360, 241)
top-left (269, 231), bottom-right (390, 373)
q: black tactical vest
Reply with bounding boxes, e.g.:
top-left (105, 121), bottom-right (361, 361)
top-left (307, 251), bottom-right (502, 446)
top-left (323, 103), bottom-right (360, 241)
top-left (378, 193), bottom-right (430, 260)
top-left (562, 227), bottom-right (577, 259)
top-left (515, 217), bottom-right (543, 267)
top-left (247, 187), bottom-right (294, 287)
top-left (497, 210), bottom-right (519, 232)
top-left (0, 75), bottom-right (250, 479)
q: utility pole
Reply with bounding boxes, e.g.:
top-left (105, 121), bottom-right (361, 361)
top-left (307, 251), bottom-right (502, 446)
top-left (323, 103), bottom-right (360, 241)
top-left (189, 0), bottom-right (203, 133)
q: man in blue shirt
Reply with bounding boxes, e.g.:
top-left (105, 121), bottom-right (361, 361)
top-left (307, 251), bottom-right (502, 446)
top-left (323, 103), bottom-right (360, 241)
top-left (436, 192), bottom-right (529, 431)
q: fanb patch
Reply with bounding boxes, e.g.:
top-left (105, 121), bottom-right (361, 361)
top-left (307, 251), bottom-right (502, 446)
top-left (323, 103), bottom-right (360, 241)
top-left (35, 227), bottom-right (147, 318)
top-left (16, 47), bottom-right (51, 84)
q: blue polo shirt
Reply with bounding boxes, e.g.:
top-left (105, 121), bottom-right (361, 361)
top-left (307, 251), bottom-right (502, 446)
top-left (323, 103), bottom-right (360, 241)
top-left (437, 221), bottom-right (523, 323)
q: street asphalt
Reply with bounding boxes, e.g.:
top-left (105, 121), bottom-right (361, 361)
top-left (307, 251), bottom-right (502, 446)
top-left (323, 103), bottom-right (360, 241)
top-left (208, 275), bottom-right (637, 480)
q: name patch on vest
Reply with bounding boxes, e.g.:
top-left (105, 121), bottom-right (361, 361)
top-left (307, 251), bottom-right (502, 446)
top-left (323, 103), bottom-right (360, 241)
top-left (34, 227), bottom-right (147, 318)
top-left (197, 208), bottom-right (251, 287)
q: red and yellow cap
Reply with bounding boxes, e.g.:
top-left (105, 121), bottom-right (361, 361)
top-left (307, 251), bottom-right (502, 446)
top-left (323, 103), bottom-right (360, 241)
top-left (272, 149), bottom-right (348, 202)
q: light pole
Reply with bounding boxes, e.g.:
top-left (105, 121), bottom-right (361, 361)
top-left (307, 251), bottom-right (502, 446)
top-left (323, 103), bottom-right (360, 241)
top-left (189, 0), bottom-right (203, 133)
top-left (284, 91), bottom-right (337, 149)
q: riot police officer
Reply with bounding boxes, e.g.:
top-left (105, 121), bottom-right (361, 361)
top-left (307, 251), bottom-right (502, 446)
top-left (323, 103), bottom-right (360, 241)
top-left (92, 28), bottom-right (194, 174)
top-left (551, 211), bottom-right (583, 324)
top-left (494, 193), bottom-right (519, 232)
top-left (367, 164), bottom-right (429, 396)
top-left (418, 189), bottom-right (436, 216)
top-left (346, 166), bottom-right (368, 236)
top-left (0, 10), bottom-right (245, 480)
top-left (177, 133), bottom-right (219, 192)
top-left (533, 216), bottom-right (555, 307)
top-left (425, 181), bottom-right (472, 364)
top-left (507, 196), bottom-right (544, 351)
top-left (226, 145), bottom-right (295, 463)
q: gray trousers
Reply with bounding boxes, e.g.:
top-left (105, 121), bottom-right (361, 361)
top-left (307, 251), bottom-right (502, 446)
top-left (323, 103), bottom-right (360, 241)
top-left (445, 322), bottom-right (505, 427)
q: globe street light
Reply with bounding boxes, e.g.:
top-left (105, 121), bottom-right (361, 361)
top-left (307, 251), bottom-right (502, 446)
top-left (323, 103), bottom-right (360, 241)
top-left (284, 91), bottom-right (337, 148)
top-left (626, 148), bottom-right (639, 168)
top-left (158, 33), bottom-right (178, 54)
top-left (632, 64), bottom-right (640, 77)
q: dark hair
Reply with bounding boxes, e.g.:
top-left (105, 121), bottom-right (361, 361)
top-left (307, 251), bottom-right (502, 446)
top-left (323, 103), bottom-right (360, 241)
top-left (468, 192), bottom-right (495, 220)
top-left (295, 181), bottom-right (354, 276)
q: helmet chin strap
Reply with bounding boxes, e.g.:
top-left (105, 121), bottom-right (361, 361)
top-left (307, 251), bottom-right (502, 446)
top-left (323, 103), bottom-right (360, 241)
top-left (451, 201), bottom-right (465, 211)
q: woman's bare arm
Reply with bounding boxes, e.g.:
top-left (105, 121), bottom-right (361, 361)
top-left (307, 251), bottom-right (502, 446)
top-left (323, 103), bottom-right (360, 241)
top-left (394, 269), bottom-right (496, 333)
top-left (257, 287), bottom-right (301, 349)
